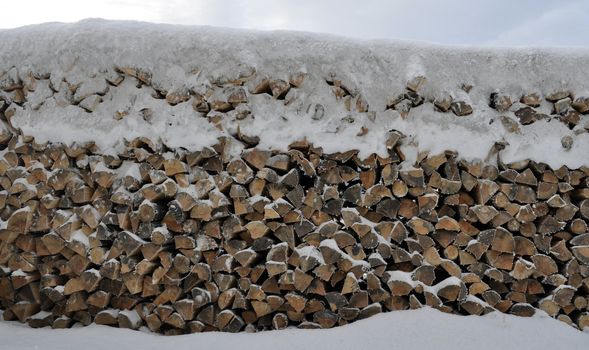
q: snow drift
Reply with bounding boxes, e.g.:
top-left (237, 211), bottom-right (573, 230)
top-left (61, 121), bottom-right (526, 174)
top-left (0, 19), bottom-right (588, 168)
top-left (1, 308), bottom-right (588, 350)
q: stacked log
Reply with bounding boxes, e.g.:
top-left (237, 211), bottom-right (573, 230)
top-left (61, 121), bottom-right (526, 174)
top-left (0, 128), bottom-right (588, 334)
top-left (1, 64), bottom-right (589, 334)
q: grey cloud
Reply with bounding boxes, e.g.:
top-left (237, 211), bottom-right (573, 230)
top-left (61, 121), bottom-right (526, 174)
top-left (1, 0), bottom-right (588, 47)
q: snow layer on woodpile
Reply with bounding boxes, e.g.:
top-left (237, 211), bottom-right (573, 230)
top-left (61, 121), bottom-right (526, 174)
top-left (1, 308), bottom-right (587, 350)
top-left (1, 19), bottom-right (589, 168)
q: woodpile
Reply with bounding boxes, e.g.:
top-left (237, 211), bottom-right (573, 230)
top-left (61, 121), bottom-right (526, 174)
top-left (1, 64), bottom-right (589, 334)
top-left (0, 123), bottom-right (588, 334)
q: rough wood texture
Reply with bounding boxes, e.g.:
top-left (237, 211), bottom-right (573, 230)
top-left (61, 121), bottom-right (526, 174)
top-left (0, 107), bottom-right (588, 334)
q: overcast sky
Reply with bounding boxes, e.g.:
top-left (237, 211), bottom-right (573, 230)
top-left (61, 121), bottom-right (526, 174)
top-left (1, 0), bottom-right (588, 46)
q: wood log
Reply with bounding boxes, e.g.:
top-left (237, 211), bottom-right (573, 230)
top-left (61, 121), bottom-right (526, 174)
top-left (1, 125), bottom-right (589, 334)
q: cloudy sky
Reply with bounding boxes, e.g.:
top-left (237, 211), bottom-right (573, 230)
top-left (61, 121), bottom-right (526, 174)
top-left (1, 0), bottom-right (588, 46)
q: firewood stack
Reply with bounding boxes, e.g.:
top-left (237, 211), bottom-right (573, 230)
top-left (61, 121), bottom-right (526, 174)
top-left (0, 128), bottom-right (588, 334)
top-left (0, 65), bottom-right (588, 334)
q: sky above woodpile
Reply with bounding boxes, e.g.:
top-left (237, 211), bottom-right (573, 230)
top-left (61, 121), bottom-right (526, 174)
top-left (1, 0), bottom-right (588, 47)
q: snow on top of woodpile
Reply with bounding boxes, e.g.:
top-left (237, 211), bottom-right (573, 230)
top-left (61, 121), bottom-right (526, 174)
top-left (1, 19), bottom-right (589, 168)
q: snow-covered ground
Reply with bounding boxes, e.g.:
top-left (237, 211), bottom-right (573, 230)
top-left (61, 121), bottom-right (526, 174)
top-left (1, 19), bottom-right (589, 168)
top-left (1, 308), bottom-right (588, 350)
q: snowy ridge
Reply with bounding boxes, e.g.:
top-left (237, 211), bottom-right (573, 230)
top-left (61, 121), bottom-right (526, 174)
top-left (1, 308), bottom-right (587, 350)
top-left (0, 19), bottom-right (588, 168)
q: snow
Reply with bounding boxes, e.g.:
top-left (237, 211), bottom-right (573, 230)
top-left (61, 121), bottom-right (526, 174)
top-left (463, 294), bottom-right (493, 309)
top-left (68, 230), bottom-right (89, 248)
top-left (91, 162), bottom-right (116, 174)
top-left (97, 309), bottom-right (120, 317)
top-left (10, 268), bottom-right (26, 277)
top-left (119, 309), bottom-right (141, 327)
top-left (29, 311), bottom-right (52, 320)
top-left (423, 276), bottom-right (463, 294)
top-left (319, 238), bottom-right (341, 251)
top-left (319, 239), bottom-right (370, 269)
top-left (152, 225), bottom-right (169, 236)
top-left (553, 284), bottom-right (576, 293)
top-left (13, 206), bottom-right (31, 214)
top-left (0, 307), bottom-right (587, 350)
top-left (1, 19), bottom-right (589, 168)
top-left (178, 181), bottom-right (214, 200)
top-left (118, 161), bottom-right (142, 180)
top-left (385, 270), bottom-right (417, 287)
top-left (367, 252), bottom-right (385, 266)
top-left (85, 269), bottom-right (101, 278)
top-left (295, 246), bottom-right (325, 265)
top-left (12, 178), bottom-right (36, 192)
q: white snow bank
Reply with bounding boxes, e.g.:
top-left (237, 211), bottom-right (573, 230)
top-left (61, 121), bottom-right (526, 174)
top-left (1, 308), bottom-right (587, 350)
top-left (2, 19), bottom-right (589, 168)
